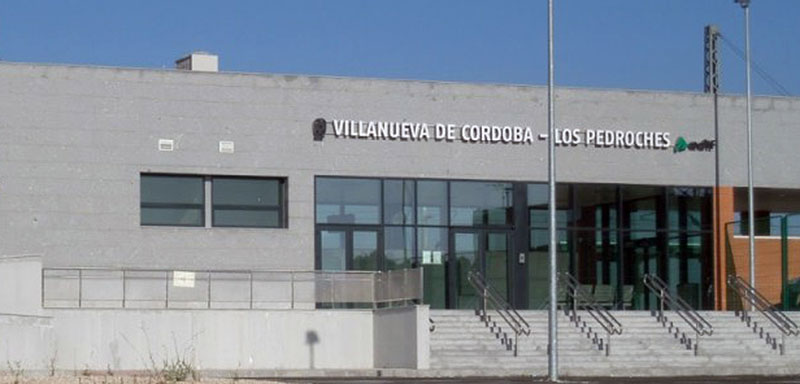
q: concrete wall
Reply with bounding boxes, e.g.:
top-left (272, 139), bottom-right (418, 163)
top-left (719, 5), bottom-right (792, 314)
top-left (0, 307), bottom-right (436, 373)
top-left (0, 309), bottom-right (374, 372)
top-left (373, 305), bottom-right (430, 369)
top-left (0, 62), bottom-right (799, 271)
top-left (0, 254), bottom-right (43, 315)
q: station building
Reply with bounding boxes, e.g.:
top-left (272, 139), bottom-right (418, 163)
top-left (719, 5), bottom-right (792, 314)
top-left (1, 52), bottom-right (799, 316)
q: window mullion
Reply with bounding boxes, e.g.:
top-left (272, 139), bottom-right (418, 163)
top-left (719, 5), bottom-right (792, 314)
top-left (204, 177), bottom-right (212, 228)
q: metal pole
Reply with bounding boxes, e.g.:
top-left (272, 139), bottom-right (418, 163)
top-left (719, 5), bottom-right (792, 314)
top-left (547, 0), bottom-right (558, 381)
top-left (737, 0), bottom-right (755, 299)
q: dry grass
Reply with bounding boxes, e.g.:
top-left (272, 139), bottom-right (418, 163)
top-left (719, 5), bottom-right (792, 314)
top-left (0, 376), bottom-right (285, 384)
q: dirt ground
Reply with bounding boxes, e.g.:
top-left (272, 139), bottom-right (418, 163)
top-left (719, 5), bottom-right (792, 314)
top-left (0, 376), bottom-right (284, 384)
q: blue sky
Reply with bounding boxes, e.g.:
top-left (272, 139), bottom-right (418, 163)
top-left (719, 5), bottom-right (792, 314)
top-left (0, 0), bottom-right (797, 96)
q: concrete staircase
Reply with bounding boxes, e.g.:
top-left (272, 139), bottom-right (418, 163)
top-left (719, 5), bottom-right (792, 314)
top-left (429, 309), bottom-right (800, 377)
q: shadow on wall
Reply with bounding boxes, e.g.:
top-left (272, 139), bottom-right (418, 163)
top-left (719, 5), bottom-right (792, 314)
top-left (305, 330), bottom-right (319, 369)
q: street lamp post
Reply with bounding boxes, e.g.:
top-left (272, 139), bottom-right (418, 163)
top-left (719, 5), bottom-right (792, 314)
top-left (547, 0), bottom-right (558, 381)
top-left (734, 0), bottom-right (755, 293)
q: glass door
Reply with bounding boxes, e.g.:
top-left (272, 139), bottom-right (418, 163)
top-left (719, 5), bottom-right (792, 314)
top-left (317, 227), bottom-right (381, 271)
top-left (450, 230), bottom-right (512, 309)
top-left (453, 232), bottom-right (480, 309)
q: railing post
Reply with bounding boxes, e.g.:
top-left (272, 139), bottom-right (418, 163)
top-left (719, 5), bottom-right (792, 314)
top-left (78, 269), bottom-right (83, 308)
top-left (330, 274), bottom-right (334, 308)
top-left (373, 272), bottom-right (378, 310)
top-left (659, 288), bottom-right (665, 323)
top-left (695, 331), bottom-right (699, 356)
top-left (403, 268), bottom-right (408, 304)
top-left (514, 332), bottom-right (518, 357)
top-left (165, 271), bottom-right (170, 308)
top-left (572, 286), bottom-right (577, 313)
top-left (122, 270), bottom-right (127, 308)
top-left (290, 271), bottom-right (295, 309)
top-left (418, 267), bottom-right (424, 305)
top-left (40, 268), bottom-right (45, 308)
top-left (207, 271), bottom-right (212, 309)
top-left (781, 334), bottom-right (785, 355)
top-left (781, 216), bottom-right (789, 311)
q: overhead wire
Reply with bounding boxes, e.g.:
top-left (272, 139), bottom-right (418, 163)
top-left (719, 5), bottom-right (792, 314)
top-left (718, 33), bottom-right (792, 97)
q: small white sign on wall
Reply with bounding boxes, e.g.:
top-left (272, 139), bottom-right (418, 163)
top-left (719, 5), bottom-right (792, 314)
top-left (173, 271), bottom-right (195, 288)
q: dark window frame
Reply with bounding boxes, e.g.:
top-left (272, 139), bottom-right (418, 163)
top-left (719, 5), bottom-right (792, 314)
top-left (211, 176), bottom-right (287, 229)
top-left (140, 173), bottom-right (205, 227)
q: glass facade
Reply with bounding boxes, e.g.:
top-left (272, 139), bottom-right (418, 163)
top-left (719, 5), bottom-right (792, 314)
top-left (314, 176), bottom-right (713, 310)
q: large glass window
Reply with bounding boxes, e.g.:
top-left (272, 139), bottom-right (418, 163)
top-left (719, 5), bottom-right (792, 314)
top-left (384, 179), bottom-right (415, 225)
top-left (450, 181), bottom-right (513, 226)
top-left (668, 187), bottom-right (712, 232)
top-left (417, 180), bottom-right (448, 226)
top-left (385, 226), bottom-right (415, 269)
top-left (141, 174), bottom-right (204, 226)
top-left (573, 184), bottom-right (617, 230)
top-left (212, 177), bottom-right (284, 228)
top-left (316, 178), bottom-right (381, 224)
top-left (528, 183), bottom-right (570, 229)
top-left (315, 177), bottom-right (714, 310)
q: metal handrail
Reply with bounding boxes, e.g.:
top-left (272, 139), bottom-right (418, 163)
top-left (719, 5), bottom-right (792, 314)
top-left (558, 272), bottom-right (622, 356)
top-left (643, 274), bottom-right (713, 355)
top-left (643, 274), bottom-right (714, 335)
top-left (42, 267), bottom-right (422, 309)
top-left (467, 270), bottom-right (531, 356)
top-left (727, 275), bottom-right (800, 337)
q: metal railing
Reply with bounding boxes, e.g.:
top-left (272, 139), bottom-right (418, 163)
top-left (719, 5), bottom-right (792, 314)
top-left (467, 270), bottom-right (531, 356)
top-left (643, 274), bottom-right (713, 355)
top-left (727, 274), bottom-right (799, 354)
top-left (558, 272), bottom-right (623, 356)
top-left (42, 267), bottom-right (423, 310)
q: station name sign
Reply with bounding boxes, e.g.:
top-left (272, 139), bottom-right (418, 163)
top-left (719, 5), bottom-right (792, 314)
top-left (313, 118), bottom-right (673, 150)
top-left (331, 119), bottom-right (537, 144)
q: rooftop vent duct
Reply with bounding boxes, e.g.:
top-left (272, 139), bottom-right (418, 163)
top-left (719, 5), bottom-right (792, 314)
top-left (175, 52), bottom-right (218, 72)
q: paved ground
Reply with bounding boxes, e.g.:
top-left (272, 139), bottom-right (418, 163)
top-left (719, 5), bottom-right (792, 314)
top-left (5, 375), bottom-right (800, 384)
top-left (276, 377), bottom-right (800, 384)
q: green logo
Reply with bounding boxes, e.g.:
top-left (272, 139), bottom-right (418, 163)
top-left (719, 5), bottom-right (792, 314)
top-left (674, 137), bottom-right (688, 153)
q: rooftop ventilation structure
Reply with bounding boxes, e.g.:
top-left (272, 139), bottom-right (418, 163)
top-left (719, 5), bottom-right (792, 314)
top-left (175, 52), bottom-right (218, 72)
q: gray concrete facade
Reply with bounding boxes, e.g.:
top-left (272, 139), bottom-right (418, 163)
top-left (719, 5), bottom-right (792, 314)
top-left (0, 61), bottom-right (799, 270)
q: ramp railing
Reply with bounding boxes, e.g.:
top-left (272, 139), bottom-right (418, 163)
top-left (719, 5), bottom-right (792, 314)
top-left (42, 267), bottom-right (422, 309)
top-left (558, 272), bottom-right (623, 356)
top-left (643, 274), bottom-right (713, 355)
top-left (727, 274), bottom-right (800, 355)
top-left (467, 270), bottom-right (531, 356)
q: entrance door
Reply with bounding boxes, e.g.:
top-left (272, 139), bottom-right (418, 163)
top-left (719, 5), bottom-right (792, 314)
top-left (317, 227), bottom-right (381, 271)
top-left (450, 230), bottom-right (512, 309)
top-left (625, 234), bottom-right (660, 310)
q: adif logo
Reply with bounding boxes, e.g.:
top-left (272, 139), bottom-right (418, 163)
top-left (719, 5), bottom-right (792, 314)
top-left (674, 136), bottom-right (715, 153)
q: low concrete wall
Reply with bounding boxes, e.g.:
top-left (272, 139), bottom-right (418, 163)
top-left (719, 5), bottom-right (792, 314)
top-left (373, 305), bottom-right (429, 369)
top-left (0, 260), bottom-right (431, 373)
top-left (0, 314), bottom-right (54, 370)
top-left (0, 254), bottom-right (43, 315)
top-left (46, 309), bottom-right (374, 372)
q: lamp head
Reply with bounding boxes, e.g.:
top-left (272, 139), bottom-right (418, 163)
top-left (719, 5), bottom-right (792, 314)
top-left (735, 0), bottom-right (750, 8)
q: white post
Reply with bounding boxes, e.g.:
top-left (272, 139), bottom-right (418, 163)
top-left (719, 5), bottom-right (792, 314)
top-left (547, 0), bottom-right (558, 381)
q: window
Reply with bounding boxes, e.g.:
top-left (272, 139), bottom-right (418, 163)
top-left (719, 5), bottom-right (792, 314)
top-left (140, 174), bottom-right (204, 226)
top-left (316, 178), bottom-right (381, 224)
top-left (212, 177), bottom-right (285, 228)
top-left (384, 179), bottom-right (415, 225)
top-left (141, 173), bottom-right (287, 228)
top-left (450, 181), bottom-right (513, 226)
